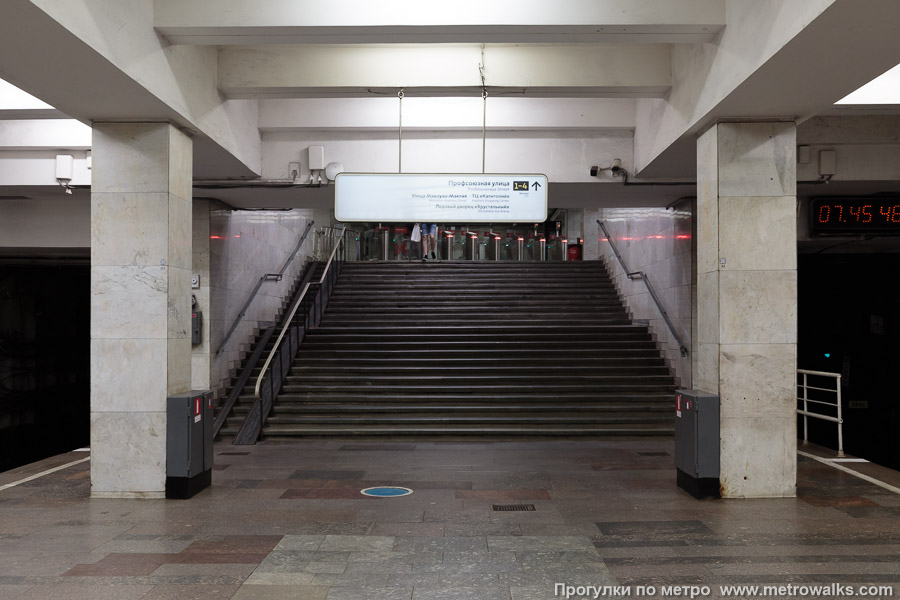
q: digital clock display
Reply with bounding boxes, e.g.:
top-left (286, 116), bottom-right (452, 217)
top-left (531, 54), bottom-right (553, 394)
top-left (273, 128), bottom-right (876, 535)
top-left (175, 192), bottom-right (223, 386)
top-left (810, 197), bottom-right (900, 235)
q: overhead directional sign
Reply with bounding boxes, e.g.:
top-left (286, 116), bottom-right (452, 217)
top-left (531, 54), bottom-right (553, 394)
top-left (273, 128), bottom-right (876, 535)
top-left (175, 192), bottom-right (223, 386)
top-left (334, 173), bottom-right (548, 223)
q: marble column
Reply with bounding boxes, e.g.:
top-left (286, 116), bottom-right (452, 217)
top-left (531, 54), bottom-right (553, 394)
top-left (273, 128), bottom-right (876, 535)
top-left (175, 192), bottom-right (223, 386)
top-left (695, 123), bottom-right (797, 498)
top-left (90, 123), bottom-right (193, 498)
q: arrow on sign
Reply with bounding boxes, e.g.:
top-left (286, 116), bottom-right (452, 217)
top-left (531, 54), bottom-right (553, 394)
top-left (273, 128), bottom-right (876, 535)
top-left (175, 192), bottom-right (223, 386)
top-left (532, 181), bottom-right (542, 190)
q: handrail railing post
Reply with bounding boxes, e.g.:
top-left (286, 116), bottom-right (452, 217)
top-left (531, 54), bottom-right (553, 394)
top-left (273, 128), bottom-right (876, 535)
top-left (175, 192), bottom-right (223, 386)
top-left (836, 374), bottom-right (844, 457)
top-left (802, 372), bottom-right (809, 445)
top-left (796, 369), bottom-right (844, 458)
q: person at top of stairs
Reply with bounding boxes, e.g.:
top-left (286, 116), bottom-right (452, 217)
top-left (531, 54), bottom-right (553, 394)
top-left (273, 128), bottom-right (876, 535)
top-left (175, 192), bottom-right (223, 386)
top-left (420, 223), bottom-right (437, 260)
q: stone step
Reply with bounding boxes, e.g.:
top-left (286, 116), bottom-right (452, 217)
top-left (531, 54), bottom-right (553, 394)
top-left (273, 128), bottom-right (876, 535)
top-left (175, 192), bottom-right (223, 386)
top-left (278, 382), bottom-right (678, 394)
top-left (266, 414), bottom-right (674, 425)
top-left (296, 347), bottom-right (662, 359)
top-left (287, 365), bottom-right (670, 376)
top-left (263, 424), bottom-right (674, 437)
top-left (270, 402), bottom-right (672, 414)
top-left (213, 259), bottom-right (680, 441)
top-left (255, 392), bottom-right (674, 402)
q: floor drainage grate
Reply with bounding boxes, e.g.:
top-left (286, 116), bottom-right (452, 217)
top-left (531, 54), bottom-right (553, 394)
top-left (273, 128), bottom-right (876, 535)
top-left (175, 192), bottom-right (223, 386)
top-left (492, 504), bottom-right (536, 512)
top-left (637, 452), bottom-right (669, 457)
top-left (361, 486), bottom-right (414, 497)
top-left (218, 451), bottom-right (250, 456)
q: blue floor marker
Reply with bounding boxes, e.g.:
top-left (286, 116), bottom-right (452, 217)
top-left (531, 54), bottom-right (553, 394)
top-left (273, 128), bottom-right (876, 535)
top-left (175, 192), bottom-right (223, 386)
top-left (361, 486), bottom-right (413, 497)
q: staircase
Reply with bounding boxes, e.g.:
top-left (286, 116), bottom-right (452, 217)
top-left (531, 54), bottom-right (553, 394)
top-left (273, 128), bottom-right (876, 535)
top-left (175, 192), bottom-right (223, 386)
top-left (259, 261), bottom-right (677, 438)
top-left (215, 262), bottom-right (325, 440)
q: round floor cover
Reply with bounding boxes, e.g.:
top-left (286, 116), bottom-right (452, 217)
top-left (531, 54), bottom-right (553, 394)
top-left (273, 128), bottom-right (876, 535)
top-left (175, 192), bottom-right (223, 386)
top-left (360, 486), bottom-right (413, 497)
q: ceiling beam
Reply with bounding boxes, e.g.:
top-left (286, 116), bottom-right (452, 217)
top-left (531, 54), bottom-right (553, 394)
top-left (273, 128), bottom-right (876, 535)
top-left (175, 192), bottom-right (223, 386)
top-left (0, 0), bottom-right (261, 178)
top-left (156, 0), bottom-right (724, 45)
top-left (635, 0), bottom-right (900, 177)
top-left (257, 98), bottom-right (637, 131)
top-left (219, 45), bottom-right (671, 99)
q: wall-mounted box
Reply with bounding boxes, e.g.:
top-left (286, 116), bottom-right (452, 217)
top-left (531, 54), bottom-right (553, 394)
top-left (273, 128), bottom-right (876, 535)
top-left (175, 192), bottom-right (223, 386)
top-left (308, 145), bottom-right (325, 170)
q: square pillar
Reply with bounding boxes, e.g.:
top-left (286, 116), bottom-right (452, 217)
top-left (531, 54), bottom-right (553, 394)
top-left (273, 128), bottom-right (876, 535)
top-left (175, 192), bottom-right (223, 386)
top-left (90, 123), bottom-right (192, 498)
top-left (695, 123), bottom-right (797, 498)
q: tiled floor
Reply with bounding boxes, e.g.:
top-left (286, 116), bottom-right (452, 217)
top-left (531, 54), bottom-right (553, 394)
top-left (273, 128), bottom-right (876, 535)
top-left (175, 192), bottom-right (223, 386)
top-left (1, 440), bottom-right (899, 599)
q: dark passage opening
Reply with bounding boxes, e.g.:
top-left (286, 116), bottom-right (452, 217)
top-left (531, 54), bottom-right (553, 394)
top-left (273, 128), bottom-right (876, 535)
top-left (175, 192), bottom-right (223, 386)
top-left (798, 253), bottom-right (900, 470)
top-left (0, 264), bottom-right (90, 472)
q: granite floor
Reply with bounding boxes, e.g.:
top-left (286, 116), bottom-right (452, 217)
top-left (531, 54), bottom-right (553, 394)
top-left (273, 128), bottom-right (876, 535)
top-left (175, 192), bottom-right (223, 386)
top-left (1, 440), bottom-right (899, 599)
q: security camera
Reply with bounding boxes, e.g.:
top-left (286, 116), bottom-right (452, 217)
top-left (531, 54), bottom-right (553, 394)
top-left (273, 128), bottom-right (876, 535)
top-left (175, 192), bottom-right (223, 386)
top-left (56, 154), bottom-right (74, 194)
top-left (610, 158), bottom-right (623, 175)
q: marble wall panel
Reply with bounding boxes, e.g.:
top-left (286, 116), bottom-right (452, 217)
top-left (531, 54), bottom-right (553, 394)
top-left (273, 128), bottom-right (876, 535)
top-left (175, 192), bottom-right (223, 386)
top-left (674, 285), bottom-right (692, 319)
top-left (697, 194), bottom-right (718, 275)
top-left (92, 123), bottom-right (173, 194)
top-left (167, 266), bottom-right (191, 340)
top-left (597, 206), bottom-right (695, 388)
top-left (191, 352), bottom-right (211, 390)
top-left (168, 126), bottom-right (192, 202)
top-left (166, 338), bottom-right (191, 396)
top-left (167, 194), bottom-right (192, 270)
top-left (695, 342), bottom-right (720, 394)
top-left (697, 271), bottom-right (719, 345)
top-left (91, 193), bottom-right (169, 267)
top-left (91, 265), bottom-right (168, 339)
top-left (718, 196), bottom-right (797, 272)
top-left (717, 123), bottom-right (797, 198)
top-left (206, 207), bottom-right (316, 394)
top-left (719, 270), bottom-right (797, 345)
top-left (719, 343), bottom-right (796, 420)
top-left (719, 415), bottom-right (797, 498)
top-left (697, 125), bottom-right (718, 208)
top-left (191, 199), bottom-right (212, 391)
top-left (91, 338), bottom-right (167, 413)
top-left (90, 411), bottom-right (167, 498)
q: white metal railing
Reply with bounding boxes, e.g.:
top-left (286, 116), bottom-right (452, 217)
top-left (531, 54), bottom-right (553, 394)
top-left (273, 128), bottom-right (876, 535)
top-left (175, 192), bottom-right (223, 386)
top-left (797, 369), bottom-right (844, 457)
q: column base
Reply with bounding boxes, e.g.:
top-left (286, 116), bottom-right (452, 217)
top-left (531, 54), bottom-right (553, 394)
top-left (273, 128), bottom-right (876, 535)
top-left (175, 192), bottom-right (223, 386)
top-left (677, 468), bottom-right (721, 500)
top-left (165, 469), bottom-right (212, 499)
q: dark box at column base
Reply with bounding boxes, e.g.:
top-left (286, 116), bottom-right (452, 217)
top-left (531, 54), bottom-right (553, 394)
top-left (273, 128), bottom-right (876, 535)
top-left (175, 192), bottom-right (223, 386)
top-left (677, 468), bottom-right (720, 499)
top-left (166, 469), bottom-right (212, 499)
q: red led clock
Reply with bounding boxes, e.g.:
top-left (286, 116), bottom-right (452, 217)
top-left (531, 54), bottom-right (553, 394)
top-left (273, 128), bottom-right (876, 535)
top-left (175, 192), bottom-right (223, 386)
top-left (810, 197), bottom-right (900, 235)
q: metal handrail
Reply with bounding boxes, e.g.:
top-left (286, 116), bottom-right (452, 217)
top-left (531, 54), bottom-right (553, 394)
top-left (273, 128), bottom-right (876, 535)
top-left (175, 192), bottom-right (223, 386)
top-left (211, 325), bottom-right (275, 438)
top-left (237, 226), bottom-right (347, 443)
top-left (797, 369), bottom-right (844, 457)
top-left (211, 260), bottom-right (321, 438)
top-left (216, 221), bottom-right (314, 355)
top-left (597, 220), bottom-right (688, 357)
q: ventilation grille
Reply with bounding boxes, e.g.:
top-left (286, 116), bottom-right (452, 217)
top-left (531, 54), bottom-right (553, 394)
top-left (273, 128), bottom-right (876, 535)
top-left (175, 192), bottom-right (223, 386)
top-left (492, 504), bottom-right (536, 512)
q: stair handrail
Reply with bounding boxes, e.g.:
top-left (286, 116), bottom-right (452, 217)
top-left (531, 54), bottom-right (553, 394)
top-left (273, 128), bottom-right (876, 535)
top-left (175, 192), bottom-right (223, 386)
top-left (234, 226), bottom-right (347, 444)
top-left (597, 220), bottom-right (688, 358)
top-left (211, 261), bottom-right (321, 439)
top-left (216, 220), bottom-right (315, 356)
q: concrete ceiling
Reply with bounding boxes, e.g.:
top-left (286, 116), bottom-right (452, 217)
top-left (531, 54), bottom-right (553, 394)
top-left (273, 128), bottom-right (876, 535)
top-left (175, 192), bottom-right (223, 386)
top-left (2, 0), bottom-right (900, 198)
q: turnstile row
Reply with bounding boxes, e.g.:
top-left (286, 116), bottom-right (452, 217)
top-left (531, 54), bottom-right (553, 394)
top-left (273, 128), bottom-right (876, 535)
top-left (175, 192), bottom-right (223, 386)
top-left (360, 227), bottom-right (579, 261)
